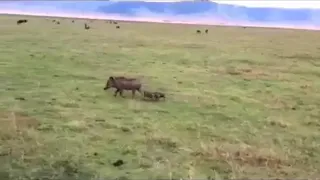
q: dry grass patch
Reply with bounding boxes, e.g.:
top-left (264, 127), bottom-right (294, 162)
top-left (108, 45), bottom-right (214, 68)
top-left (266, 117), bottom-right (291, 129)
top-left (0, 111), bottom-right (39, 137)
top-left (0, 111), bottom-right (41, 161)
top-left (145, 132), bottom-right (180, 152)
top-left (263, 96), bottom-right (293, 110)
top-left (193, 142), bottom-right (289, 170)
top-left (215, 66), bottom-right (271, 79)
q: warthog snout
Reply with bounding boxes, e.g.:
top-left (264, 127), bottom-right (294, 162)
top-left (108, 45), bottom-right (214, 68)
top-left (104, 78), bottom-right (114, 90)
top-left (103, 84), bottom-right (110, 90)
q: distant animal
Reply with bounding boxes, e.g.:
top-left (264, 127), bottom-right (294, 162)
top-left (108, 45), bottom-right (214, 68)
top-left (113, 21), bottom-right (118, 24)
top-left (116, 25), bottom-right (120, 29)
top-left (84, 23), bottom-right (90, 30)
top-left (103, 76), bottom-right (142, 98)
top-left (52, 20), bottom-right (56, 22)
top-left (17, 19), bottom-right (28, 25)
top-left (196, 30), bottom-right (201, 34)
top-left (205, 29), bottom-right (208, 33)
top-left (72, 20), bottom-right (75, 23)
top-left (56, 21), bottom-right (60, 24)
top-left (112, 159), bottom-right (124, 167)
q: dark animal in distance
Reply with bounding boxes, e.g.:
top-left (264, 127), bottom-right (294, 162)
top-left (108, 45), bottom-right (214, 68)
top-left (103, 76), bottom-right (142, 98)
top-left (84, 23), bottom-right (90, 30)
top-left (17, 19), bottom-right (28, 25)
top-left (108, 20), bottom-right (117, 24)
top-left (112, 159), bottom-right (124, 167)
top-left (56, 21), bottom-right (60, 24)
top-left (205, 29), bottom-right (208, 33)
top-left (72, 20), bottom-right (75, 23)
top-left (196, 30), bottom-right (201, 34)
top-left (116, 25), bottom-right (120, 29)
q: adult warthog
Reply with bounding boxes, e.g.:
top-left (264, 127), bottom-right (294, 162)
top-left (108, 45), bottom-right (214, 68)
top-left (103, 76), bottom-right (142, 98)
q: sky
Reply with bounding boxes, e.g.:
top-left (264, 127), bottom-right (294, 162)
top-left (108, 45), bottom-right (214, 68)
top-left (1, 0), bottom-right (319, 30)
top-left (2, 0), bottom-right (320, 9)
top-left (212, 1), bottom-right (320, 9)
top-left (114, 0), bottom-right (320, 9)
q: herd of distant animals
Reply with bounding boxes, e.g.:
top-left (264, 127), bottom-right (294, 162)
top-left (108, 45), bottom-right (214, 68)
top-left (16, 18), bottom-right (207, 33)
top-left (197, 29), bottom-right (209, 34)
top-left (15, 17), bottom-right (211, 102)
top-left (16, 18), bottom-right (121, 30)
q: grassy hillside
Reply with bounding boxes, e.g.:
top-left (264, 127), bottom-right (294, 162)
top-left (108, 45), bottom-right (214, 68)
top-left (0, 15), bottom-right (320, 179)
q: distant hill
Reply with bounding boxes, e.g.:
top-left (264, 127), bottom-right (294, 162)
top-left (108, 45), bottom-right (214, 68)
top-left (0, 1), bottom-right (319, 26)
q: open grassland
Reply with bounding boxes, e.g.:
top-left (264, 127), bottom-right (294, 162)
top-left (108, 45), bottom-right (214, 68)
top-left (0, 15), bottom-right (320, 180)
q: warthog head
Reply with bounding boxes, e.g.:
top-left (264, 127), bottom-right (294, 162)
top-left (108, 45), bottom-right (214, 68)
top-left (154, 92), bottom-right (165, 99)
top-left (104, 76), bottom-right (116, 90)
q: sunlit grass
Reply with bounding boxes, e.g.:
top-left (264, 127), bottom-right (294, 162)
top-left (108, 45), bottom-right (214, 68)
top-left (0, 14), bottom-right (320, 179)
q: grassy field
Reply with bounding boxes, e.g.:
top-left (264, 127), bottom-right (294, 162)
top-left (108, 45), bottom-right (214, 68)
top-left (0, 14), bottom-right (320, 180)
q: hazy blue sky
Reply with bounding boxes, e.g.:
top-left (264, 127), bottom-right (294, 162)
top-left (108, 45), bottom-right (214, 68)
top-left (115, 0), bottom-right (320, 9)
top-left (213, 1), bottom-right (320, 9)
top-left (1, 0), bottom-right (319, 30)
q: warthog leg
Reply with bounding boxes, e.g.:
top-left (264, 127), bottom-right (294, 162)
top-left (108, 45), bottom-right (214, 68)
top-left (119, 90), bottom-right (125, 98)
top-left (114, 89), bottom-right (120, 97)
top-left (137, 88), bottom-right (142, 94)
top-left (132, 90), bottom-right (136, 99)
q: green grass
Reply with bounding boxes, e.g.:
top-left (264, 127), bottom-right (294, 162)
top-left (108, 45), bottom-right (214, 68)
top-left (1, 14), bottom-right (320, 179)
